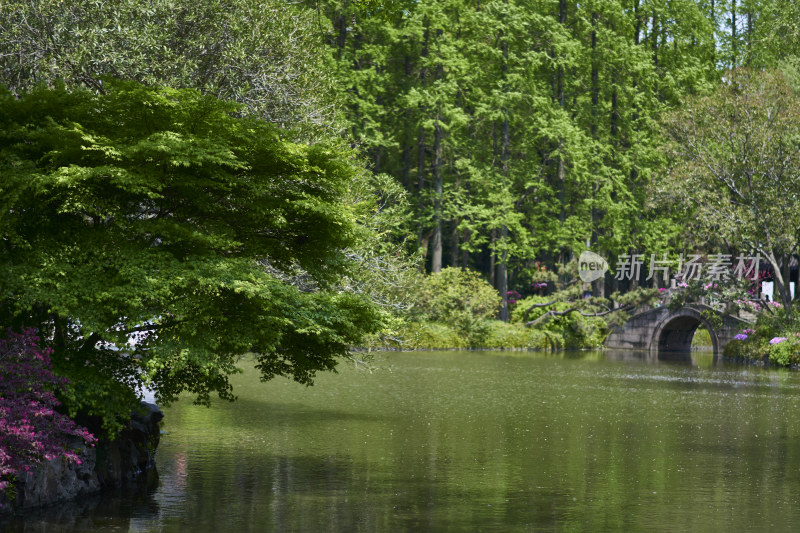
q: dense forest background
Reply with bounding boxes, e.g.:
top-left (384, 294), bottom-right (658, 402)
top-left (303, 0), bottom-right (800, 315)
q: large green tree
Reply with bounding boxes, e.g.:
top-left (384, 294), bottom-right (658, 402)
top-left (658, 69), bottom-right (800, 309)
top-left (0, 0), bottom-right (337, 138)
top-left (0, 81), bottom-right (380, 432)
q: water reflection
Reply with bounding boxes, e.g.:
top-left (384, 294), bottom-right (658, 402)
top-left (7, 350), bottom-right (800, 532)
top-left (0, 484), bottom-right (160, 533)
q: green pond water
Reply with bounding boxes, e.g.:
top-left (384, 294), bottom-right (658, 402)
top-left (8, 350), bottom-right (800, 532)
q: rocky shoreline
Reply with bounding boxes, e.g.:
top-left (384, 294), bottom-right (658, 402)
top-left (0, 402), bottom-right (163, 514)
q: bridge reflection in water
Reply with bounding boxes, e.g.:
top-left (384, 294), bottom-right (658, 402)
top-left (604, 304), bottom-right (751, 360)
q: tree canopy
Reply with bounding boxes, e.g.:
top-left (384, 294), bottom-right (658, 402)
top-left (310, 0), bottom-right (722, 310)
top-left (658, 68), bottom-right (800, 309)
top-left (0, 80), bottom-right (380, 432)
top-left (0, 0), bottom-right (338, 138)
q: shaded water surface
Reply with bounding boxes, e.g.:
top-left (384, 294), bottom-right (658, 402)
top-left (6, 350), bottom-right (800, 532)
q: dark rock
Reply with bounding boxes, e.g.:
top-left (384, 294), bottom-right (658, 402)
top-left (0, 402), bottom-right (163, 514)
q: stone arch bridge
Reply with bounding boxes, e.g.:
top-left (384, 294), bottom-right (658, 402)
top-left (604, 304), bottom-right (752, 357)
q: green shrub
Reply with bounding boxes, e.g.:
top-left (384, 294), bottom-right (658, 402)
top-left (482, 321), bottom-right (560, 350)
top-left (510, 295), bottom-right (609, 349)
top-left (722, 325), bottom-right (787, 362)
top-left (400, 322), bottom-right (469, 350)
top-left (723, 336), bottom-right (750, 358)
top-left (565, 315), bottom-right (609, 348)
top-left (388, 319), bottom-right (568, 351)
top-left (769, 337), bottom-right (800, 366)
top-left (408, 268), bottom-right (501, 338)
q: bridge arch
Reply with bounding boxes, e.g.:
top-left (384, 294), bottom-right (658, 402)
top-left (604, 304), bottom-right (750, 358)
top-left (648, 307), bottom-right (719, 356)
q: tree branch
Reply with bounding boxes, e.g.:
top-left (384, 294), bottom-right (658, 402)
top-left (524, 305), bottom-right (634, 328)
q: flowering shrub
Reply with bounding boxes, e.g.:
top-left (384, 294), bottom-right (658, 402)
top-left (734, 299), bottom-right (782, 313)
top-left (769, 337), bottom-right (800, 366)
top-left (0, 330), bottom-right (96, 502)
top-left (732, 329), bottom-right (755, 342)
top-left (734, 299), bottom-right (762, 312)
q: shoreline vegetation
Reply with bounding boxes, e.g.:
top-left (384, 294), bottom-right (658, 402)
top-left (358, 266), bottom-right (800, 370)
top-left (359, 320), bottom-right (800, 373)
top-left (359, 324), bottom-right (716, 352)
top-left (723, 329), bottom-right (800, 369)
top-left (360, 266), bottom-right (724, 354)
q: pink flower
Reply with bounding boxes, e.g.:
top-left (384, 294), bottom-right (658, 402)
top-left (0, 330), bottom-right (96, 500)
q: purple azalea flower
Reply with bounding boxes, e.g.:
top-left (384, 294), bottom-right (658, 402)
top-left (734, 334), bottom-right (748, 341)
top-left (770, 337), bottom-right (788, 345)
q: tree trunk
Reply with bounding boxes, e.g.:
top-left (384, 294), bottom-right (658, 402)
top-left (782, 254), bottom-right (791, 308)
top-left (417, 124), bottom-right (427, 256)
top-left (611, 88), bottom-right (618, 137)
top-left (489, 229), bottom-right (497, 287)
top-left (336, 14), bottom-right (347, 60)
top-left (420, 230), bottom-right (433, 272)
top-left (498, 227), bottom-right (509, 321)
top-left (765, 251), bottom-right (792, 311)
top-left (373, 146), bottom-right (382, 174)
top-left (747, 10), bottom-right (752, 64)
top-left (652, 12), bottom-right (659, 68)
top-left (402, 140), bottom-right (411, 190)
top-left (556, 0), bottom-right (567, 225)
top-left (401, 56), bottom-right (412, 189)
top-left (497, 6), bottom-right (511, 318)
top-left (710, 0), bottom-right (716, 65)
top-left (417, 20), bottom-right (430, 266)
top-left (450, 177), bottom-right (461, 268)
top-left (591, 11), bottom-right (599, 138)
top-left (462, 229), bottom-right (470, 268)
top-left (450, 219), bottom-right (460, 269)
top-left (431, 116), bottom-right (443, 273)
top-left (732, 0), bottom-right (737, 69)
top-left (498, 108), bottom-right (510, 320)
